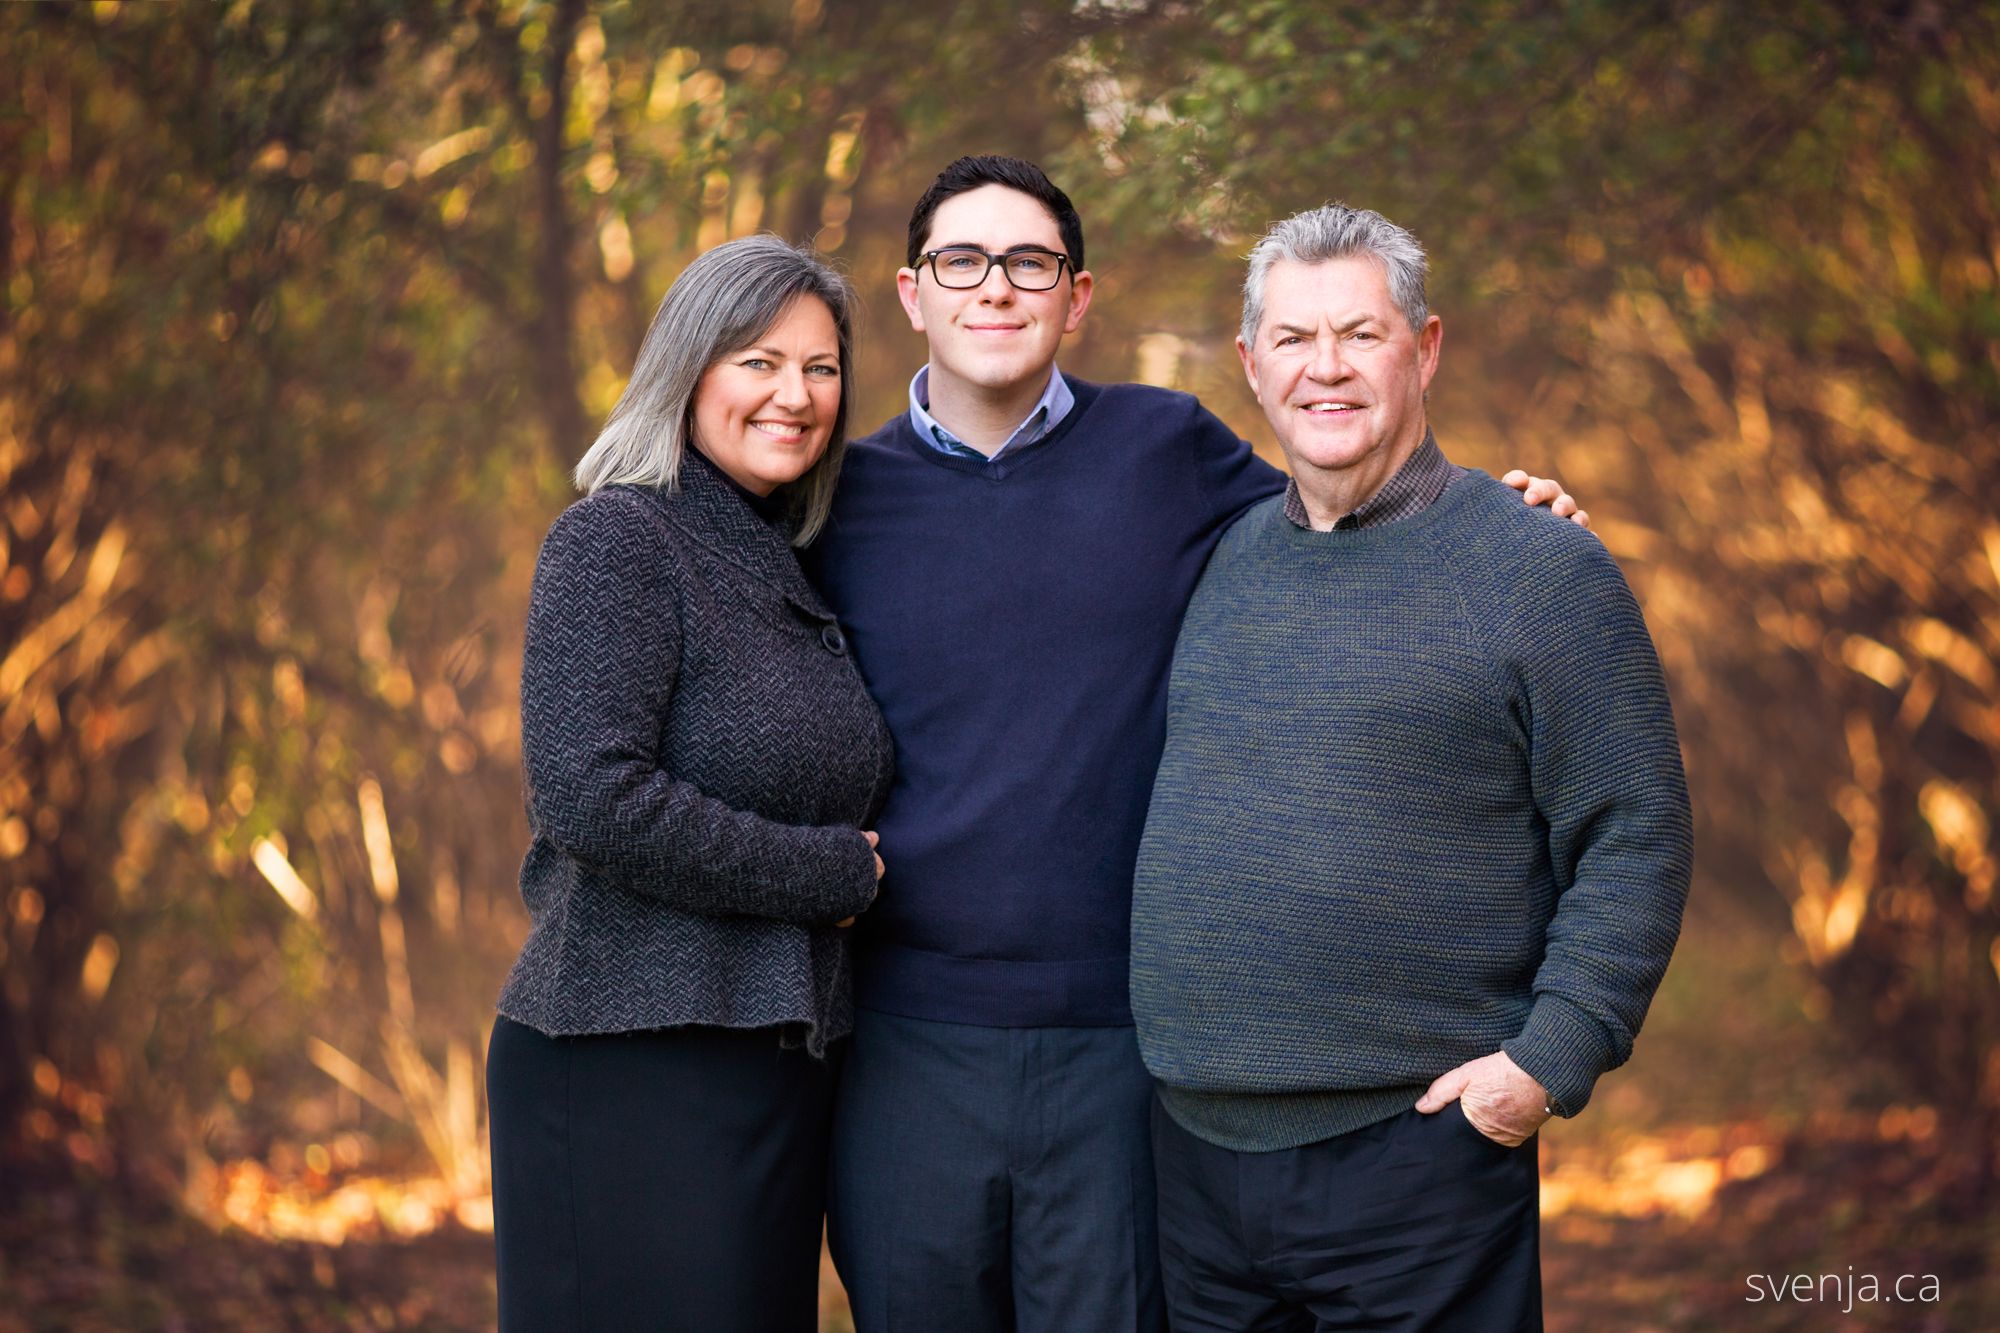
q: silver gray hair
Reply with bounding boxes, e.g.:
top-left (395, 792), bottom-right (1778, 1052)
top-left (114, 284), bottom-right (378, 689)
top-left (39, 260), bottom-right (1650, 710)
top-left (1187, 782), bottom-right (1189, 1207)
top-left (575, 234), bottom-right (857, 546)
top-left (1240, 204), bottom-right (1430, 345)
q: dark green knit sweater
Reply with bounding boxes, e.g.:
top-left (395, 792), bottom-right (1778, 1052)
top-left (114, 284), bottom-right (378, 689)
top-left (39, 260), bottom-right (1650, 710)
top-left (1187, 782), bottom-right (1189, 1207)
top-left (1130, 471), bottom-right (1693, 1151)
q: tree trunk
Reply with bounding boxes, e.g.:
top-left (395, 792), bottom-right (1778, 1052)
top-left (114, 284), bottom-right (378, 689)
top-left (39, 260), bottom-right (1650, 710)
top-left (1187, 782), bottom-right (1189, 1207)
top-left (531, 0), bottom-right (591, 472)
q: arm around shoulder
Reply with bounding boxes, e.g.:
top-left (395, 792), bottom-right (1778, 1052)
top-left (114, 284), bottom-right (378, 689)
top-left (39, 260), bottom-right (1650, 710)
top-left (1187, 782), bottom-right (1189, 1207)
top-left (520, 493), bottom-right (878, 928)
top-left (1167, 391), bottom-right (1285, 526)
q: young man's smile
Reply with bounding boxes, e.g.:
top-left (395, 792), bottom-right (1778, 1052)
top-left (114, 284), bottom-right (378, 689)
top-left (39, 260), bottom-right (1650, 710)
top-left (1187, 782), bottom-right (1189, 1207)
top-left (897, 183), bottom-right (1093, 428)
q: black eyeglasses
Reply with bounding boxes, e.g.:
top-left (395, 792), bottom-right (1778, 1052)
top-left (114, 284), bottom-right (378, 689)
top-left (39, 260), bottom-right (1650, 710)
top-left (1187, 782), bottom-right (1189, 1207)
top-left (918, 247), bottom-right (1072, 291)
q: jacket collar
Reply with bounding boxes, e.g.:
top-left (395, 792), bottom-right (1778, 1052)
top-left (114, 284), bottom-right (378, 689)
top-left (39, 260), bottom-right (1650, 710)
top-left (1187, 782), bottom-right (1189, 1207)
top-left (628, 447), bottom-right (830, 617)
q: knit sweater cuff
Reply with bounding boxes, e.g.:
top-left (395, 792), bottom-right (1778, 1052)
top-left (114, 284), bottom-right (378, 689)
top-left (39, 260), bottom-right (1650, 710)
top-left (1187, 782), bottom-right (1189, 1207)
top-left (809, 826), bottom-right (881, 925)
top-left (1502, 993), bottom-right (1615, 1117)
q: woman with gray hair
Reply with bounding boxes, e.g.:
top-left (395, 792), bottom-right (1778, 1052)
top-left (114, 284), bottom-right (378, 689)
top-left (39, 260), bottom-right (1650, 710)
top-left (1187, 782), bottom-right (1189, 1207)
top-left (486, 234), bottom-right (893, 1331)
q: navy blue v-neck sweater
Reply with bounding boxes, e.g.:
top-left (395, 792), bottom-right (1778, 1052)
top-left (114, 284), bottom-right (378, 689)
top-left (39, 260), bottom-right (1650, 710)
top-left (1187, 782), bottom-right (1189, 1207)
top-left (802, 377), bottom-right (1282, 1027)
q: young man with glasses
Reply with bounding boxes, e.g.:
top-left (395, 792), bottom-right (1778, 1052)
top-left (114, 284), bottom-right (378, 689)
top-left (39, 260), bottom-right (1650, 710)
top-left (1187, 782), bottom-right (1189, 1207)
top-left (803, 155), bottom-right (1584, 1333)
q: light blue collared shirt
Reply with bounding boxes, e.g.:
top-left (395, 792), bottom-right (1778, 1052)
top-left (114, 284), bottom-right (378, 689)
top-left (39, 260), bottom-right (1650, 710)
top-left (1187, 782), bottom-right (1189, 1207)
top-left (907, 365), bottom-right (1075, 460)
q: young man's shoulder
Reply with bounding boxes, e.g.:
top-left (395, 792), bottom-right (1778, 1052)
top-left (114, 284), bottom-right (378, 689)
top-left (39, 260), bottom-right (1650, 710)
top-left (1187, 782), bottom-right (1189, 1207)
top-left (1061, 375), bottom-right (1208, 431)
top-left (846, 410), bottom-right (916, 456)
top-left (842, 376), bottom-right (1227, 467)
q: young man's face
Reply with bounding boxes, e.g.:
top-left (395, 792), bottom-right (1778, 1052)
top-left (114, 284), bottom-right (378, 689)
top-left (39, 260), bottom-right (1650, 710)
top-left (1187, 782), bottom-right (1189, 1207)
top-left (1236, 256), bottom-right (1441, 478)
top-left (897, 184), bottom-right (1094, 401)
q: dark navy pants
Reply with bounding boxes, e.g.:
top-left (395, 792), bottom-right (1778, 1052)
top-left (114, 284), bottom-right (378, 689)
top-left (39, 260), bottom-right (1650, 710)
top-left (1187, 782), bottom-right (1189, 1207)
top-left (1153, 1097), bottom-right (1541, 1332)
top-left (486, 1016), bottom-right (839, 1332)
top-left (828, 1010), bottom-right (1165, 1332)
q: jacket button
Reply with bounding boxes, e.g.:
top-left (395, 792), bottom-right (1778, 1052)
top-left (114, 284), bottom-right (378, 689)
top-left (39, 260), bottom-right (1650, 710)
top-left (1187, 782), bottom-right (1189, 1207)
top-left (820, 625), bottom-right (846, 654)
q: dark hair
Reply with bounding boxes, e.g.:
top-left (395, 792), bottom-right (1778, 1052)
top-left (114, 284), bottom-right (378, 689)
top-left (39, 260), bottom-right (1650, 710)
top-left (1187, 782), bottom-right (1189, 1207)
top-left (905, 155), bottom-right (1085, 272)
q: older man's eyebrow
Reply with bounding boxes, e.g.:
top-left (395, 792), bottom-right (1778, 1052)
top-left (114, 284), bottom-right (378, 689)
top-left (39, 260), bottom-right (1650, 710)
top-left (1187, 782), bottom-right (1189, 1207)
top-left (1270, 315), bottom-right (1380, 340)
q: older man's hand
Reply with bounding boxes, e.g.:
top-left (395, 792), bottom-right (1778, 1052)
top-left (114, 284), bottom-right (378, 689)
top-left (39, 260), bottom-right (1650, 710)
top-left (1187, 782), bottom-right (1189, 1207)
top-left (1415, 1051), bottom-right (1551, 1147)
top-left (1501, 470), bottom-right (1591, 529)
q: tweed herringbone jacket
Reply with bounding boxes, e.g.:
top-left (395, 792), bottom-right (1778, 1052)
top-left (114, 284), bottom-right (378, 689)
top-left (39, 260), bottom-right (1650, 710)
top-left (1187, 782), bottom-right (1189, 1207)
top-left (496, 449), bottom-right (893, 1053)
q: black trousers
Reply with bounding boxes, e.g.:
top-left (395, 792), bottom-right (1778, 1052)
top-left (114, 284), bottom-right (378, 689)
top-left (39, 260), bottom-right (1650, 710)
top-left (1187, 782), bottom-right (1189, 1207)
top-left (827, 1010), bottom-right (1164, 1333)
top-left (487, 1016), bottom-right (840, 1333)
top-left (1153, 1097), bottom-right (1541, 1333)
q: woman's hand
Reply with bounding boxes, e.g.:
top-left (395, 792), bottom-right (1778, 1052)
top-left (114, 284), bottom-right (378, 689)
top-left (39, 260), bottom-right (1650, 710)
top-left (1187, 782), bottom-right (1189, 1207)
top-left (836, 831), bottom-right (883, 928)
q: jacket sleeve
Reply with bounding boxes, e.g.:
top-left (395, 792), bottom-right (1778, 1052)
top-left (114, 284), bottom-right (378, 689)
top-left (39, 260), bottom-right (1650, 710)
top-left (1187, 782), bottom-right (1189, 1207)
top-left (1497, 527), bottom-right (1694, 1116)
top-left (519, 492), bottom-right (879, 927)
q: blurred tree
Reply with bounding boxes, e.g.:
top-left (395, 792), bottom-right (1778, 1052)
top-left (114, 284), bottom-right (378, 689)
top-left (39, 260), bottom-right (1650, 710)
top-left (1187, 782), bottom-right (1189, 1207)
top-left (3, 0), bottom-right (1994, 1223)
top-left (0, 0), bottom-right (1144, 1192)
top-left (0, 0), bottom-right (538, 1175)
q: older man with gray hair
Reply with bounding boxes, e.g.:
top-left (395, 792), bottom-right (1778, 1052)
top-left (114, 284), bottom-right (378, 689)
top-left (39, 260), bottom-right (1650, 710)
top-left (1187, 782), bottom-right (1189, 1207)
top-left (1130, 204), bottom-right (1693, 1330)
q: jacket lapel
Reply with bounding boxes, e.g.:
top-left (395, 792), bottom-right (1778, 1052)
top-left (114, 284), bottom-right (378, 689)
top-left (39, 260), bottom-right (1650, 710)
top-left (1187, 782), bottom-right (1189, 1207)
top-left (633, 450), bottom-right (835, 623)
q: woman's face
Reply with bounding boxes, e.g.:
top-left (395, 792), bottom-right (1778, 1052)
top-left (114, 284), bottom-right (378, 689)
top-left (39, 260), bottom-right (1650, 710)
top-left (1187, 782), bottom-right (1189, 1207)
top-left (690, 296), bottom-right (842, 496)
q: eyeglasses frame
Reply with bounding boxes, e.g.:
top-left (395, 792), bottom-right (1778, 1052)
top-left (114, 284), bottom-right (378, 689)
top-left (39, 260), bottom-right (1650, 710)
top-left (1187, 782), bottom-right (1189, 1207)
top-left (916, 246), bottom-right (1074, 292)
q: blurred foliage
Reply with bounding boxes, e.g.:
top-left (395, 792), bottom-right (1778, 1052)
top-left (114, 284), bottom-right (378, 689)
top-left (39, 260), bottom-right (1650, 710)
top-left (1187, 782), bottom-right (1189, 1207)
top-left (0, 3), bottom-right (1996, 1320)
top-left (0, 0), bottom-right (1128, 1203)
top-left (1058, 0), bottom-right (2000, 1126)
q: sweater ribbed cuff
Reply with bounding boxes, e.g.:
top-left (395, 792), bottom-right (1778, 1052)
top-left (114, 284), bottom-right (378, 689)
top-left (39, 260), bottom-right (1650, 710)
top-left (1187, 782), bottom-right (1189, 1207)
top-left (1502, 993), bottom-right (1615, 1117)
top-left (815, 826), bottom-right (881, 924)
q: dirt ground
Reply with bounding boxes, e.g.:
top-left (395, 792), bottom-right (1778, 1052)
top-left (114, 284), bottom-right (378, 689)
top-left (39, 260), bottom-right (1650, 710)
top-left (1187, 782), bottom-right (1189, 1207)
top-left (4, 905), bottom-right (1995, 1331)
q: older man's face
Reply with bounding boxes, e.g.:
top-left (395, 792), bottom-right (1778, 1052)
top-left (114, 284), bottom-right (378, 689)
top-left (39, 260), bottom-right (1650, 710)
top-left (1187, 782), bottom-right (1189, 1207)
top-left (1237, 256), bottom-right (1441, 478)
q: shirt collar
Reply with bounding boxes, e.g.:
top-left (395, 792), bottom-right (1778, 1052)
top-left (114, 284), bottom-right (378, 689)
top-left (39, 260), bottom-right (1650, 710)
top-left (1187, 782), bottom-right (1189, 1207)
top-left (907, 365), bottom-right (1074, 460)
top-left (1282, 430), bottom-right (1458, 531)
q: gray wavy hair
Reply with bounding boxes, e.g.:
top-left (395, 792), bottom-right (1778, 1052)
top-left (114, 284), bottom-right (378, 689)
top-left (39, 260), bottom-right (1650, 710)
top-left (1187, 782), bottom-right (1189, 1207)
top-left (575, 234), bottom-right (857, 546)
top-left (1241, 204), bottom-right (1430, 346)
